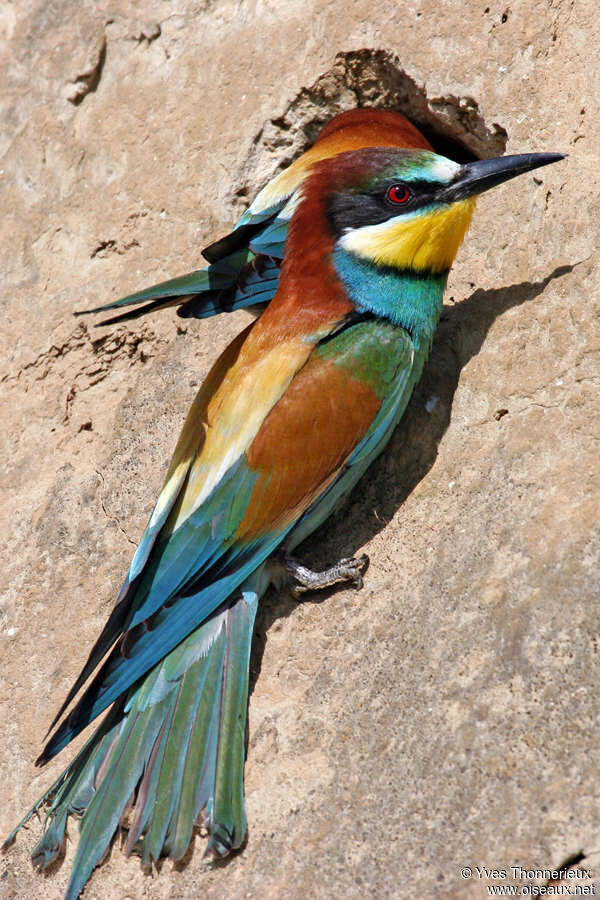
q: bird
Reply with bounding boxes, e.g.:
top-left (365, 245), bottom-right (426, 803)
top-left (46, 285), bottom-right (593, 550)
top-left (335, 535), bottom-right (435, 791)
top-left (78, 109), bottom-right (434, 326)
top-left (4, 110), bottom-right (565, 900)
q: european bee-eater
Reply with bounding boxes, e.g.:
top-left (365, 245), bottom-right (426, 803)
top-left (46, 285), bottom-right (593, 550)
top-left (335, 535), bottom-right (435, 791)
top-left (4, 110), bottom-right (564, 900)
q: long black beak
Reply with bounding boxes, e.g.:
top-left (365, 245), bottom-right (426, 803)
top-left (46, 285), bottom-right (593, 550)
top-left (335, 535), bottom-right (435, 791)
top-left (442, 152), bottom-right (566, 203)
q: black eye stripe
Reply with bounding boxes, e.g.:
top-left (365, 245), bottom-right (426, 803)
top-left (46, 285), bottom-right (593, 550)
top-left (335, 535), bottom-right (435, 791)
top-left (327, 179), bottom-right (445, 239)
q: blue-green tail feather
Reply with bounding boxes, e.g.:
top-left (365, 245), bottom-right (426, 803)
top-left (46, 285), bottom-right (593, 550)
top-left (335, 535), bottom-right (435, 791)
top-left (4, 591), bottom-right (258, 899)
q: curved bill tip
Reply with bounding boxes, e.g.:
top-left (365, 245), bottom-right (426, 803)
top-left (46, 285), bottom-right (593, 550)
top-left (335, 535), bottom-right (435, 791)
top-left (444, 152), bottom-right (567, 202)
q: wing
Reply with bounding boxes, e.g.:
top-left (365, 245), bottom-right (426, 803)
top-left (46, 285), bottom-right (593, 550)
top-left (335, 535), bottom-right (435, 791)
top-left (39, 313), bottom-right (416, 764)
top-left (78, 191), bottom-right (301, 327)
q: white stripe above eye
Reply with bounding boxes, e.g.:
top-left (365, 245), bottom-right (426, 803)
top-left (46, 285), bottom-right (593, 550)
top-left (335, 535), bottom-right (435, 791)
top-left (420, 155), bottom-right (462, 184)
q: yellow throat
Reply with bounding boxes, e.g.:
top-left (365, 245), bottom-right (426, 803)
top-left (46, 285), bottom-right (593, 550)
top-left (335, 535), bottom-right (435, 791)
top-left (340, 198), bottom-right (477, 273)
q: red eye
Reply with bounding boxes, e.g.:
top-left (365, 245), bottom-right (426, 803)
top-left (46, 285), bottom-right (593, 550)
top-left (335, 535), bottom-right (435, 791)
top-left (387, 184), bottom-right (412, 204)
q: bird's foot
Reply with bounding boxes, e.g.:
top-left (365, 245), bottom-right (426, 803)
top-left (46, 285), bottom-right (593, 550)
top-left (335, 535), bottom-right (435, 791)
top-left (277, 553), bottom-right (369, 598)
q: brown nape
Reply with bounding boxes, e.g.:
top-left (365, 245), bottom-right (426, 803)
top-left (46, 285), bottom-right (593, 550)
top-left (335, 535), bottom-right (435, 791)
top-left (313, 108), bottom-right (434, 152)
top-left (312, 106), bottom-right (479, 164)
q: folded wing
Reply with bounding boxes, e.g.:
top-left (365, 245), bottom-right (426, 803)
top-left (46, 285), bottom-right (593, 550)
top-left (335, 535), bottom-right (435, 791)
top-left (39, 311), bottom-right (416, 765)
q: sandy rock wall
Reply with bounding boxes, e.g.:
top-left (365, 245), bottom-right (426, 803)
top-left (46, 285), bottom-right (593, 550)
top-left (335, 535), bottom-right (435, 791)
top-left (1, 1), bottom-right (598, 897)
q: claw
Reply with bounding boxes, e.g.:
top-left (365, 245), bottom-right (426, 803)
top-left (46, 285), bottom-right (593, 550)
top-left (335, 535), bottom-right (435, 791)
top-left (277, 552), bottom-right (369, 598)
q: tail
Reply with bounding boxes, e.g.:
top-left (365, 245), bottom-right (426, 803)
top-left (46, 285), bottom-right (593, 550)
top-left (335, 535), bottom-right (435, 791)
top-left (3, 591), bottom-right (258, 900)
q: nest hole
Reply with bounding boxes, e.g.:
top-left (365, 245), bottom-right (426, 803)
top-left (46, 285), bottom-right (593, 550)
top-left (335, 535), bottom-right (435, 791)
top-left (240, 49), bottom-right (509, 204)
